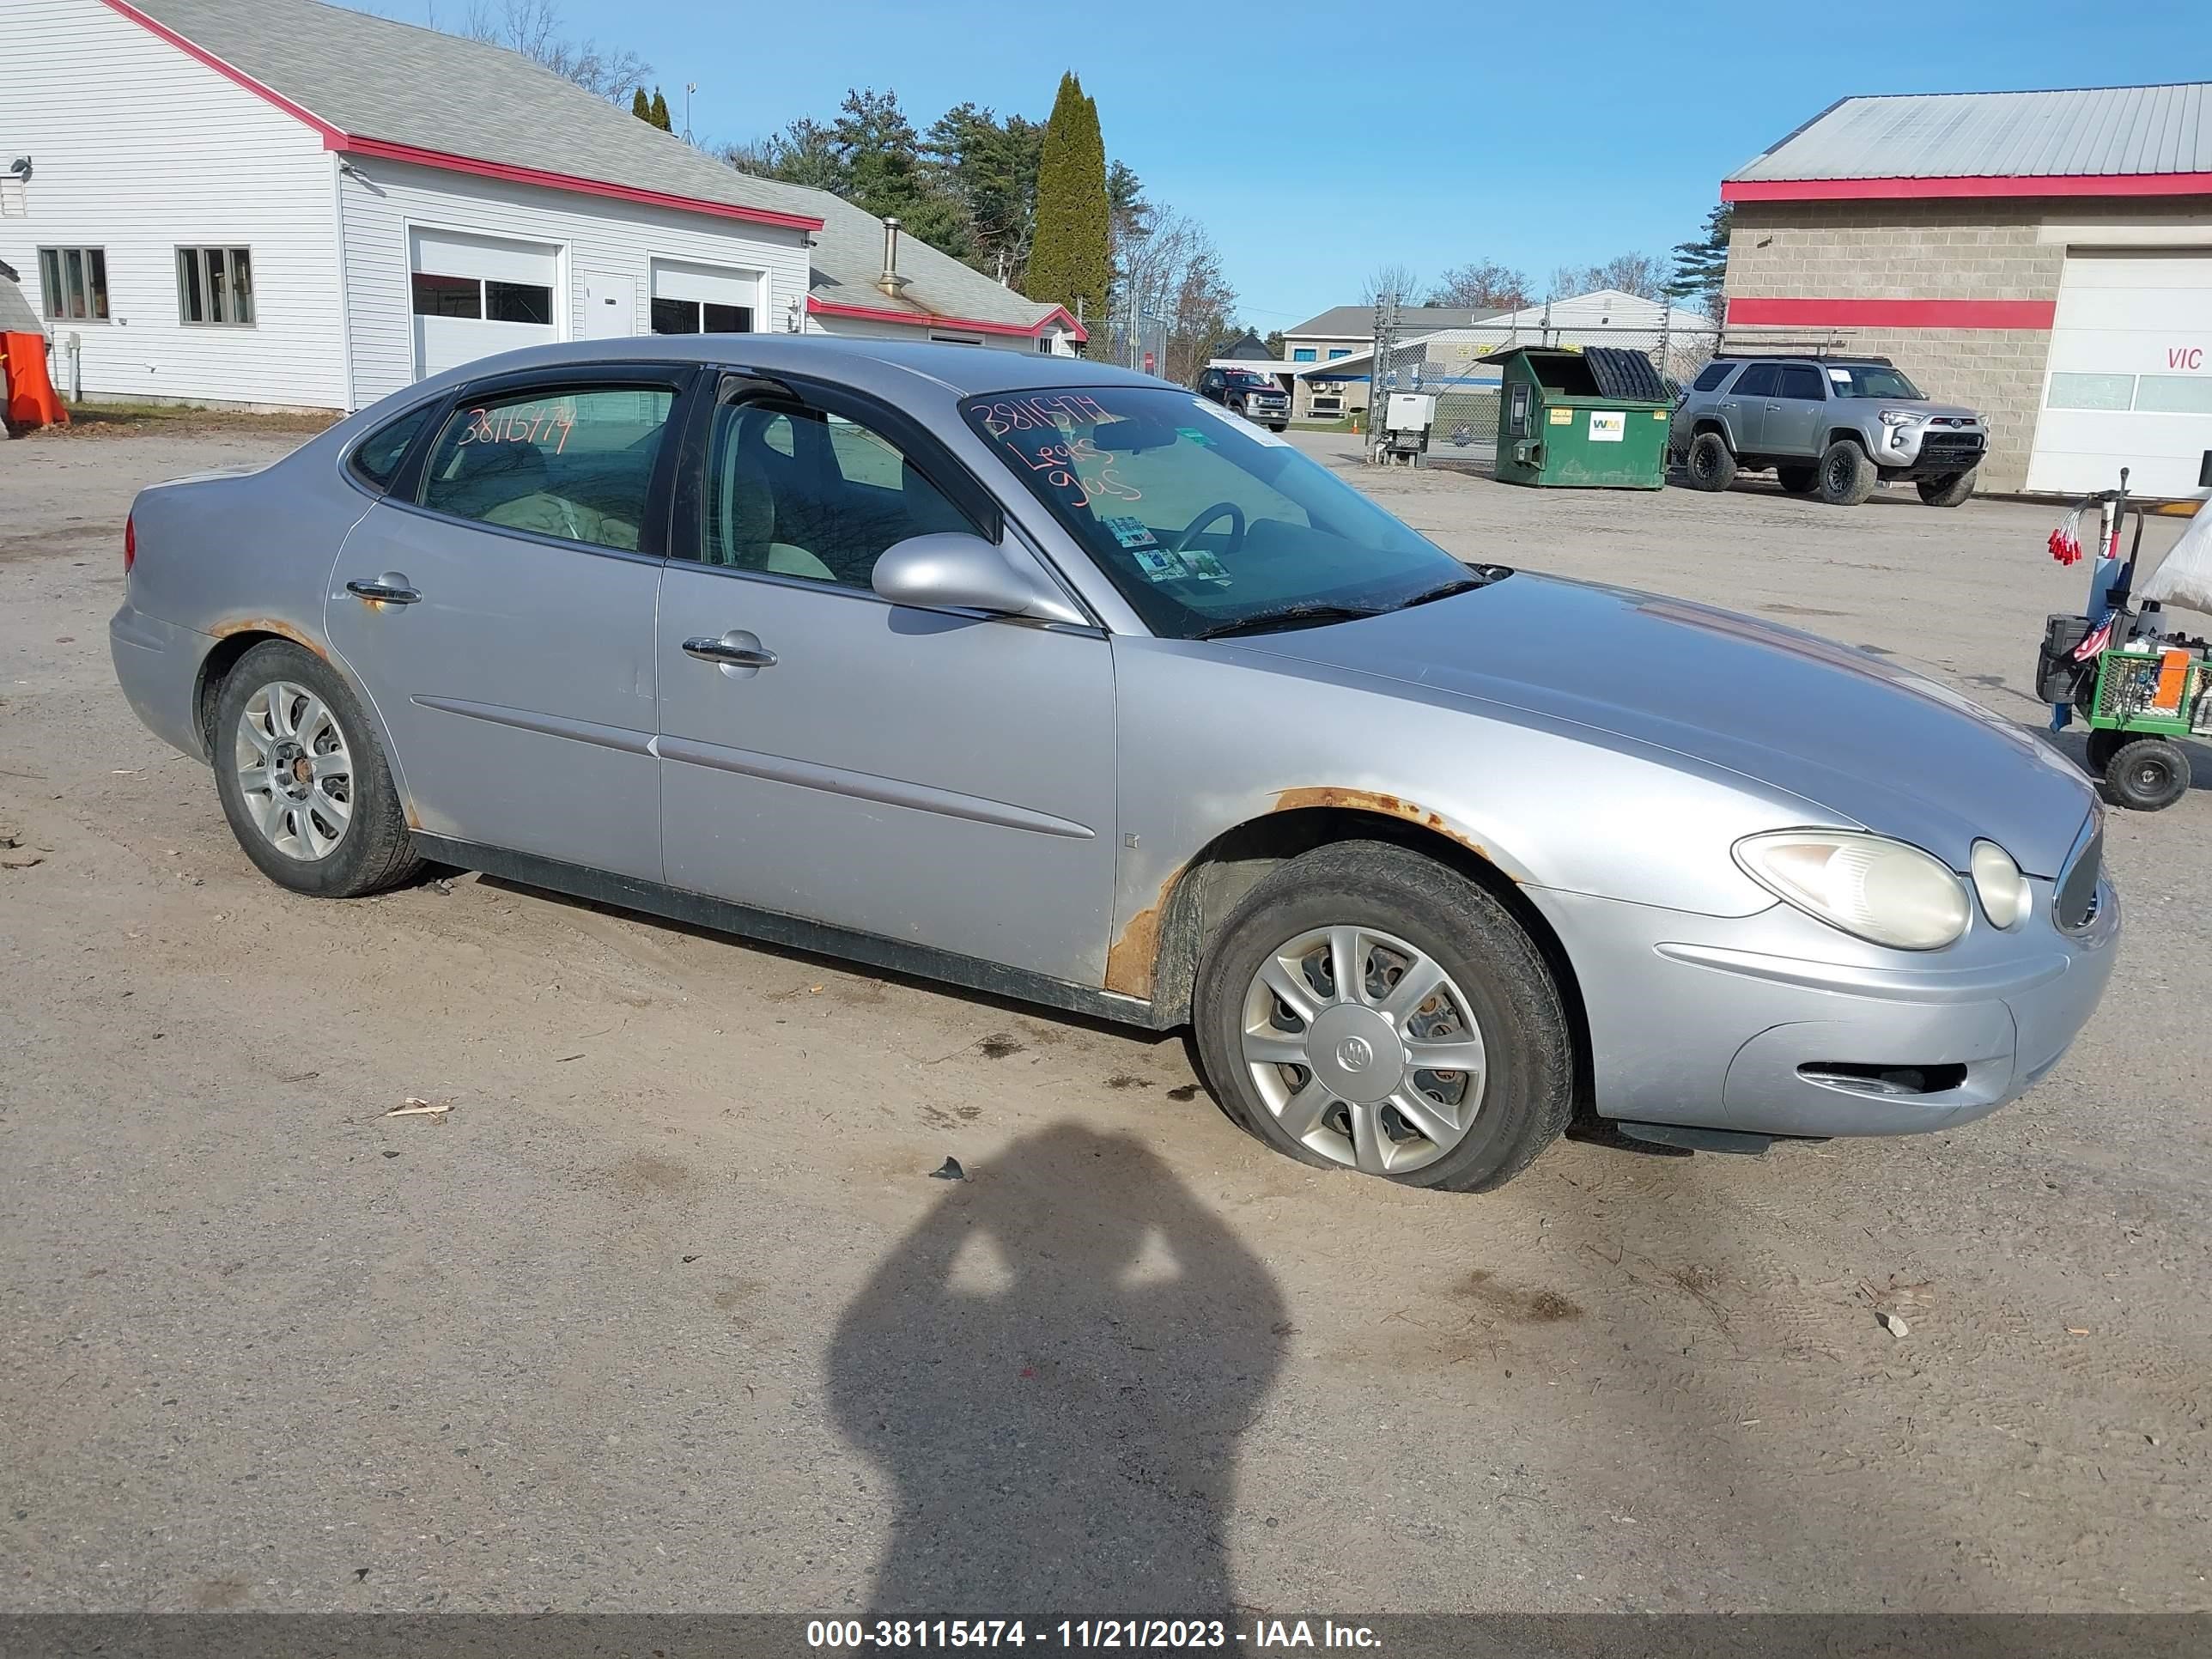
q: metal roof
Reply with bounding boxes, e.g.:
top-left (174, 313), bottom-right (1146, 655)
top-left (0, 270), bottom-right (43, 336)
top-left (1730, 83), bottom-right (2212, 182)
top-left (1283, 305), bottom-right (1506, 339)
top-left (118, 0), bottom-right (1066, 335)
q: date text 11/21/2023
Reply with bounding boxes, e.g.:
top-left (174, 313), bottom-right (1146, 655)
top-left (805, 1619), bottom-right (1382, 1649)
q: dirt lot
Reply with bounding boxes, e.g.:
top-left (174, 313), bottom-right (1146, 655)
top-left (3, 422), bottom-right (2208, 1616)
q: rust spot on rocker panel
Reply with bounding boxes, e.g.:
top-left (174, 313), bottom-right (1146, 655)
top-left (1103, 789), bottom-right (1507, 1001)
top-left (210, 617), bottom-right (331, 661)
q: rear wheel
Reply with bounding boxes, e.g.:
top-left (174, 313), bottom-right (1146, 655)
top-left (1815, 439), bottom-right (1876, 506)
top-left (2105, 737), bottom-right (2191, 811)
top-left (211, 639), bottom-right (422, 896)
top-left (1192, 842), bottom-right (1572, 1192)
top-left (1917, 469), bottom-right (1977, 507)
top-left (1686, 431), bottom-right (1736, 493)
top-left (1776, 465), bottom-right (1819, 495)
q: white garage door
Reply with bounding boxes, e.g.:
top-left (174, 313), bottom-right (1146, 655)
top-left (648, 258), bottom-right (759, 335)
top-left (410, 228), bottom-right (561, 380)
top-left (2027, 250), bottom-right (2212, 498)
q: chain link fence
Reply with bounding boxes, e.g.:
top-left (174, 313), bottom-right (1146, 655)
top-left (1094, 307), bottom-right (1170, 379)
top-left (1361, 307), bottom-right (1722, 470)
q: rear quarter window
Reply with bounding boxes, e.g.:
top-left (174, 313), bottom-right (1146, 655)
top-left (1692, 362), bottom-right (1735, 393)
top-left (348, 404), bottom-right (434, 491)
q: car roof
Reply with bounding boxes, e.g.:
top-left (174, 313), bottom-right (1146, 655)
top-left (398, 335), bottom-right (1164, 408)
top-left (1714, 353), bottom-right (1896, 368)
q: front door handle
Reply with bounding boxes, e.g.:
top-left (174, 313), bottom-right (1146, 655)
top-left (346, 575), bottom-right (421, 605)
top-left (684, 635), bottom-right (777, 668)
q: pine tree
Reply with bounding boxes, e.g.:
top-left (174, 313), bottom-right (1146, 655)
top-left (1666, 204), bottom-right (1733, 319)
top-left (632, 88), bottom-right (652, 123)
top-left (1028, 71), bottom-right (1109, 321)
top-left (649, 88), bottom-right (672, 132)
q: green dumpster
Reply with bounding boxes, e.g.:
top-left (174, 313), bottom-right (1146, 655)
top-left (1492, 345), bottom-right (1670, 489)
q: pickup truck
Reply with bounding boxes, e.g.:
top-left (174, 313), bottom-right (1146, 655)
top-left (1195, 367), bottom-right (1291, 433)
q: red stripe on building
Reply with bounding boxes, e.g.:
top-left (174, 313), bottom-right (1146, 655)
top-left (1725, 297), bottom-right (2057, 330)
top-left (1723, 173), bottom-right (2212, 204)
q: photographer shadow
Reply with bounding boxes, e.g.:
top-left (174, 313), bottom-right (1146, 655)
top-left (828, 1124), bottom-right (1285, 1614)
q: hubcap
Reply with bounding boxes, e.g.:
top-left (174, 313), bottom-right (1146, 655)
top-left (1239, 924), bottom-right (1487, 1176)
top-left (234, 681), bottom-right (353, 861)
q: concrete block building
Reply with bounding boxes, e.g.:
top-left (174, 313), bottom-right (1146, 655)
top-left (1722, 84), bottom-right (2212, 496)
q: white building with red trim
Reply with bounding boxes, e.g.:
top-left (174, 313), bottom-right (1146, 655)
top-left (1, 0), bottom-right (1083, 414)
top-left (1722, 83), bottom-right (2212, 497)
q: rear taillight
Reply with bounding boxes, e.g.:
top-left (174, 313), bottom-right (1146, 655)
top-left (124, 514), bottom-right (136, 576)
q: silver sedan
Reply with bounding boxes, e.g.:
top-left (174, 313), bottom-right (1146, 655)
top-left (110, 339), bottom-right (2118, 1190)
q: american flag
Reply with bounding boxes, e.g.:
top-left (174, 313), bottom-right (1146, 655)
top-left (2072, 617), bottom-right (2114, 661)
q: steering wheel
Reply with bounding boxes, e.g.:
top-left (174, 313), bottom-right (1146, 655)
top-left (1172, 501), bottom-right (1246, 557)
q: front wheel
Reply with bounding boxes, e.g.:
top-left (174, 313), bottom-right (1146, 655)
top-left (211, 639), bottom-right (422, 896)
top-left (1192, 842), bottom-right (1572, 1192)
top-left (2105, 737), bottom-right (2191, 811)
top-left (1686, 431), bottom-right (1736, 493)
top-left (1917, 469), bottom-right (1977, 507)
top-left (1815, 439), bottom-right (1876, 506)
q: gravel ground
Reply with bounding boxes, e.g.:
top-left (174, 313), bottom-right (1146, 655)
top-left (2, 421), bottom-right (2207, 1616)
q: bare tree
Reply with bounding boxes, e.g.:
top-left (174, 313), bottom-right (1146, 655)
top-left (1113, 207), bottom-right (1239, 383)
top-left (1547, 252), bottom-right (1668, 301)
top-left (463, 0), bottom-right (650, 105)
top-left (1359, 262), bottom-right (1421, 307)
top-left (1427, 260), bottom-right (1530, 312)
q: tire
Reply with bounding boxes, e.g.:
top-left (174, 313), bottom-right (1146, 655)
top-left (2104, 737), bottom-right (2191, 812)
top-left (1686, 431), bottom-right (1736, 493)
top-left (1776, 465), bottom-right (1819, 495)
top-left (210, 638), bottom-right (422, 897)
top-left (1191, 841), bottom-right (1572, 1193)
top-left (1917, 469), bottom-right (1977, 507)
top-left (1815, 439), bottom-right (1876, 506)
top-left (2084, 727), bottom-right (2125, 775)
top-left (1269, 424), bottom-right (1288, 434)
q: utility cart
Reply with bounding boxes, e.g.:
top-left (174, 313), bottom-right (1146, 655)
top-left (2039, 466), bottom-right (2212, 811)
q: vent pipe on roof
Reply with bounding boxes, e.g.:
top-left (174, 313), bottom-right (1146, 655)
top-left (878, 217), bottom-right (910, 298)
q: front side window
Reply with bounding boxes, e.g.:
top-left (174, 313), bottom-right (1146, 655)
top-left (1826, 363), bottom-right (1924, 399)
top-left (695, 398), bottom-right (974, 587)
top-left (964, 386), bottom-right (1471, 639)
top-left (177, 246), bottom-right (254, 325)
top-left (417, 385), bottom-right (675, 553)
top-left (38, 246), bottom-right (108, 321)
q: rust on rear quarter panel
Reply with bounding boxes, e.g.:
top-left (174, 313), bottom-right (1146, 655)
top-left (211, 617), bottom-right (330, 661)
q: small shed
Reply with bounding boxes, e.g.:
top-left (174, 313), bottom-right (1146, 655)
top-left (1492, 345), bottom-right (1670, 489)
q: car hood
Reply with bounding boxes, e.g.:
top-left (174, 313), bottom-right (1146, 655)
top-left (1228, 574), bottom-right (2092, 875)
top-left (1896, 401), bottom-right (1981, 422)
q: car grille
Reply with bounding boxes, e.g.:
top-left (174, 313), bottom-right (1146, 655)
top-left (1921, 433), bottom-right (1984, 462)
top-left (2055, 823), bottom-right (2103, 933)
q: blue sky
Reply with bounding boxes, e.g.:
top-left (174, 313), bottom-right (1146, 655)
top-left (395, 0), bottom-right (2209, 327)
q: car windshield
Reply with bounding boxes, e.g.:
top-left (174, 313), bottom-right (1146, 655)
top-left (1224, 372), bottom-right (1277, 390)
top-left (1824, 363), bottom-right (1924, 399)
top-left (963, 386), bottom-right (1479, 639)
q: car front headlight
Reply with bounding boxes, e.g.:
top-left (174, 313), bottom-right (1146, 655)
top-left (1969, 839), bottom-right (2033, 930)
top-left (1734, 830), bottom-right (1972, 951)
top-left (1877, 409), bottom-right (1922, 429)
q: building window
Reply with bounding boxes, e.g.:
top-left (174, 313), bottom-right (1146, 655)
top-left (1291, 348), bottom-right (1317, 362)
top-left (650, 297), bottom-right (752, 334)
top-left (2131, 374), bottom-right (2212, 416)
top-left (411, 271), bottom-right (553, 325)
top-left (2046, 373), bottom-right (2135, 412)
top-left (1036, 335), bottom-right (1055, 355)
top-left (176, 246), bottom-right (255, 325)
top-left (37, 246), bottom-right (109, 322)
top-left (1328, 348), bottom-right (1351, 360)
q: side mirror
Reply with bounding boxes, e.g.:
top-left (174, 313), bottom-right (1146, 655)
top-left (871, 532), bottom-right (1085, 626)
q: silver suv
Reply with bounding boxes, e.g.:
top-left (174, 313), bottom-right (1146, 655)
top-left (1671, 355), bottom-right (1987, 507)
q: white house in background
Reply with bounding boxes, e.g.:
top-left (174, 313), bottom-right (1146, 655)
top-left (1221, 291), bottom-right (1715, 419)
top-left (1, 0), bottom-right (1083, 413)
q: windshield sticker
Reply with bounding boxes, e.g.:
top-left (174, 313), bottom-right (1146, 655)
top-left (1176, 425), bottom-right (1216, 447)
top-left (1828, 368), bottom-right (1852, 383)
top-left (1177, 546), bottom-right (1231, 583)
top-left (1103, 514), bottom-right (1158, 550)
top-left (1130, 545), bottom-right (1193, 582)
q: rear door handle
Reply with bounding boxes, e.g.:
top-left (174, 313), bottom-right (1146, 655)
top-left (683, 635), bottom-right (777, 668)
top-left (346, 575), bottom-right (420, 605)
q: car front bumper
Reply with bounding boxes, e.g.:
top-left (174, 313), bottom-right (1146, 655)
top-left (1875, 422), bottom-right (1986, 475)
top-left (1525, 865), bottom-right (2119, 1138)
top-left (111, 601), bottom-right (216, 763)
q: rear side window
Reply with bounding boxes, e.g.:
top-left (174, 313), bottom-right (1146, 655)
top-left (349, 404), bottom-right (433, 491)
top-left (1730, 362), bottom-right (1780, 398)
top-left (1776, 365), bottom-right (1826, 400)
top-left (417, 385), bottom-right (675, 553)
top-left (1692, 362), bottom-right (1735, 392)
